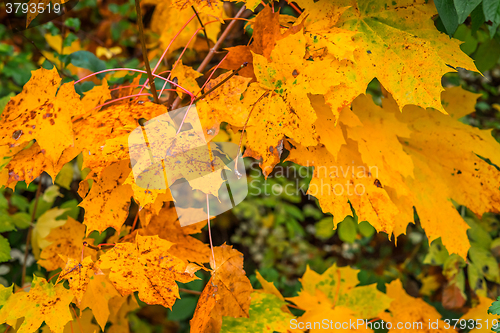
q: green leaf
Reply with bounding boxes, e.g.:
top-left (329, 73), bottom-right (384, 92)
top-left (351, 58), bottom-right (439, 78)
top-left (315, 216), bottom-right (335, 240)
top-left (467, 262), bottom-right (487, 297)
top-left (69, 51), bottom-right (107, 79)
top-left (59, 200), bottom-right (81, 220)
top-left (471, 4), bottom-right (486, 33)
top-left (469, 246), bottom-right (500, 283)
top-left (54, 162), bottom-right (74, 190)
top-left (0, 236), bottom-right (11, 263)
top-left (435, 0), bottom-right (459, 36)
top-left (283, 203), bottom-right (304, 221)
top-left (489, 297), bottom-right (500, 315)
top-left (10, 194), bottom-right (29, 212)
top-left (338, 216), bottom-right (357, 244)
top-left (483, 0), bottom-right (500, 38)
top-left (340, 284), bottom-right (393, 318)
top-left (358, 221), bottom-right (375, 238)
top-left (0, 215), bottom-right (15, 233)
top-left (0, 284), bottom-right (13, 310)
top-left (453, 0), bottom-right (482, 23)
top-left (424, 238), bottom-right (450, 266)
top-left (42, 185), bottom-right (62, 203)
top-left (473, 37), bottom-right (500, 72)
top-left (11, 212), bottom-right (31, 229)
top-left (453, 25), bottom-right (479, 55)
top-left (0, 193), bottom-right (7, 211)
top-left (0, 93), bottom-right (14, 118)
top-left (465, 217), bottom-right (492, 249)
top-left (220, 292), bottom-right (295, 333)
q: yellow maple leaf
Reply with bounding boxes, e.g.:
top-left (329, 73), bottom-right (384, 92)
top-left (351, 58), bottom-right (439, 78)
top-left (79, 160), bottom-right (133, 235)
top-left (125, 206), bottom-right (211, 264)
top-left (0, 277), bottom-right (74, 333)
top-left (31, 207), bottom-right (70, 258)
top-left (56, 256), bottom-right (103, 304)
top-left (288, 264), bottom-right (391, 323)
top-left (0, 67), bottom-right (83, 165)
top-left (460, 296), bottom-right (499, 333)
top-left (79, 274), bottom-right (120, 330)
top-left (98, 234), bottom-right (200, 308)
top-left (191, 244), bottom-right (253, 333)
top-left (171, 60), bottom-right (202, 98)
top-left (334, 0), bottom-right (477, 112)
top-left (38, 217), bottom-right (96, 271)
top-left (379, 279), bottom-right (458, 333)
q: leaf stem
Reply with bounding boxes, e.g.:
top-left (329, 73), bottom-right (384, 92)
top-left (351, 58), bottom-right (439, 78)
top-left (21, 178), bottom-right (43, 287)
top-left (179, 288), bottom-right (202, 295)
top-left (134, 0), bottom-right (160, 104)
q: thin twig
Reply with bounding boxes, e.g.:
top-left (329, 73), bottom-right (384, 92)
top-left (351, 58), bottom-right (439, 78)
top-left (135, 0), bottom-right (160, 104)
top-left (198, 5), bottom-right (247, 72)
top-left (179, 288), bottom-right (202, 296)
top-left (21, 178), bottom-right (43, 286)
top-left (192, 6), bottom-right (211, 50)
top-left (286, 302), bottom-right (304, 310)
top-left (83, 241), bottom-right (115, 251)
top-left (131, 209), bottom-right (140, 231)
top-left (193, 62), bottom-right (248, 103)
top-left (17, 33), bottom-right (71, 79)
top-left (171, 5), bottom-right (247, 110)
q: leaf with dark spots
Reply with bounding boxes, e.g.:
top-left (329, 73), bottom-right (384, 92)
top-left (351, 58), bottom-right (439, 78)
top-left (0, 276), bottom-right (74, 333)
top-left (99, 235), bottom-right (199, 309)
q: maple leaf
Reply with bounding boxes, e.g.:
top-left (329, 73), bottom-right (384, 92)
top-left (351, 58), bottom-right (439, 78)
top-left (220, 6), bottom-right (291, 79)
top-left (379, 279), bottom-right (458, 333)
top-left (287, 142), bottom-right (400, 236)
top-left (40, 309), bottom-right (100, 333)
top-left (107, 295), bottom-right (139, 333)
top-left (125, 206), bottom-right (211, 264)
top-left (220, 292), bottom-right (297, 333)
top-left (31, 207), bottom-right (69, 258)
top-left (288, 264), bottom-right (391, 323)
top-left (74, 99), bottom-right (168, 178)
top-left (147, 0), bottom-right (222, 52)
top-left (0, 277), bottom-right (74, 333)
top-left (196, 72), bottom-right (252, 140)
top-left (38, 217), bottom-right (96, 271)
top-left (332, 0), bottom-right (476, 112)
top-left (0, 67), bottom-right (82, 165)
top-left (79, 160), bottom-right (133, 235)
top-left (190, 244), bottom-right (253, 333)
top-left (288, 86), bottom-right (500, 258)
top-left (171, 60), bottom-right (202, 98)
top-left (56, 256), bottom-right (103, 304)
top-left (98, 234), bottom-right (199, 308)
top-left (79, 274), bottom-right (120, 330)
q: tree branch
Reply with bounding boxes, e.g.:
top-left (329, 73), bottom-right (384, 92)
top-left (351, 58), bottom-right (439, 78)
top-left (135, 0), bottom-right (160, 104)
top-left (171, 5), bottom-right (248, 110)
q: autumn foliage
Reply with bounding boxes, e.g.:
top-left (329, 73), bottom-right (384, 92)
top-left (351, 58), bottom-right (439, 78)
top-left (1, 0), bottom-right (500, 332)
